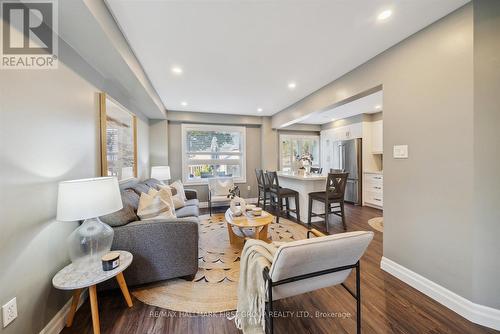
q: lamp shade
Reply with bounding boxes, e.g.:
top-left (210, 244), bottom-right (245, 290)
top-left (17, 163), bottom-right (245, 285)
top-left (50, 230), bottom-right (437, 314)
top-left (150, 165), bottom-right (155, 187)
top-left (56, 177), bottom-right (123, 221)
top-left (151, 166), bottom-right (171, 181)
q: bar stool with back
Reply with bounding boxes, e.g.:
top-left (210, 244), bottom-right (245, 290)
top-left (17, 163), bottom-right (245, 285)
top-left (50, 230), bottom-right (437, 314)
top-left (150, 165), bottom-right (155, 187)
top-left (307, 172), bottom-right (349, 233)
top-left (266, 171), bottom-right (300, 224)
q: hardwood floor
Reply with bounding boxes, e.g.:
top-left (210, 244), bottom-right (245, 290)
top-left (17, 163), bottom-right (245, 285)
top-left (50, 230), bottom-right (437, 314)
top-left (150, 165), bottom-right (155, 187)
top-left (62, 205), bottom-right (497, 334)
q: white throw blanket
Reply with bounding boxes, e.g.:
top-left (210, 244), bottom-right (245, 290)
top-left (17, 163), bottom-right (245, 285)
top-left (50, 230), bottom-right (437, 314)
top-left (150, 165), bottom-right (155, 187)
top-left (232, 239), bottom-right (280, 334)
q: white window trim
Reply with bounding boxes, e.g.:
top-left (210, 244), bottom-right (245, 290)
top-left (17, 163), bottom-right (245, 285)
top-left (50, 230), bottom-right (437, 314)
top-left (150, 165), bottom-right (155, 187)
top-left (279, 133), bottom-right (320, 171)
top-left (181, 124), bottom-right (247, 185)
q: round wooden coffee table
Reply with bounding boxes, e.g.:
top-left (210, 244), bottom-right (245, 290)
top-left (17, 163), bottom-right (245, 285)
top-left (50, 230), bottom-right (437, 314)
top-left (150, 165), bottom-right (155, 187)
top-left (224, 208), bottom-right (274, 247)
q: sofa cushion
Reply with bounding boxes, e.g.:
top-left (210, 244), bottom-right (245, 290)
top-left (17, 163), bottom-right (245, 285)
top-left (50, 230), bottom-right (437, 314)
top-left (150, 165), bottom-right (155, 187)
top-left (137, 192), bottom-right (175, 220)
top-left (122, 189), bottom-right (140, 211)
top-left (148, 187), bottom-right (176, 217)
top-left (100, 204), bottom-right (137, 227)
top-left (144, 178), bottom-right (164, 190)
top-left (175, 205), bottom-right (199, 218)
top-left (185, 199), bottom-right (199, 207)
top-left (131, 182), bottom-right (151, 196)
top-left (170, 180), bottom-right (188, 201)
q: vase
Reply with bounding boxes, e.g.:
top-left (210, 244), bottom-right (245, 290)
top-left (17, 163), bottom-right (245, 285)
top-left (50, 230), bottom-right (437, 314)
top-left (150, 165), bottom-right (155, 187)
top-left (230, 196), bottom-right (247, 216)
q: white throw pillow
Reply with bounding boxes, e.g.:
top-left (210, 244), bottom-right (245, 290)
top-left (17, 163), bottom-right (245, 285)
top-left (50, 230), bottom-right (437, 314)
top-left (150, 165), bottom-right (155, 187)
top-left (170, 180), bottom-right (188, 201)
top-left (214, 179), bottom-right (233, 196)
top-left (158, 184), bottom-right (185, 209)
top-left (148, 187), bottom-right (176, 217)
top-left (137, 192), bottom-right (175, 220)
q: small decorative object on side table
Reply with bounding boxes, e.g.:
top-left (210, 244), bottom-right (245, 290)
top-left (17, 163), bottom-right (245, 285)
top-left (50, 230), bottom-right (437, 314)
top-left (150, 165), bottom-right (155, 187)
top-left (52, 250), bottom-right (133, 334)
top-left (227, 185), bottom-right (246, 216)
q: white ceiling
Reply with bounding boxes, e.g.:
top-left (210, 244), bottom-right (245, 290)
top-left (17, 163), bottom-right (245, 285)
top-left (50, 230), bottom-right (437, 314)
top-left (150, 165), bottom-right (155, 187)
top-left (300, 90), bottom-right (383, 124)
top-left (105, 0), bottom-right (469, 117)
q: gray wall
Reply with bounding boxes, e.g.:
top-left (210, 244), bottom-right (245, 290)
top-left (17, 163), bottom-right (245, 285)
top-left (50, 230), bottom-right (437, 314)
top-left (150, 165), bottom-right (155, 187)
top-left (472, 0), bottom-right (500, 308)
top-left (168, 121), bottom-right (262, 202)
top-left (0, 40), bottom-right (150, 333)
top-left (149, 119), bottom-right (169, 166)
top-left (273, 4), bottom-right (479, 305)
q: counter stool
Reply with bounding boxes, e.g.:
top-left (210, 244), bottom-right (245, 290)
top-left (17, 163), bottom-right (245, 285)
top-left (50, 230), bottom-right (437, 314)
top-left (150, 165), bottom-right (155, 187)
top-left (308, 172), bottom-right (348, 233)
top-left (266, 171), bottom-right (300, 224)
top-left (255, 169), bottom-right (270, 210)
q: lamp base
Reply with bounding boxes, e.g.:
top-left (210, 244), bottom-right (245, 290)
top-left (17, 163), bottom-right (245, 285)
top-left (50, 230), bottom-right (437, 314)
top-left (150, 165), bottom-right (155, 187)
top-left (67, 217), bottom-right (114, 266)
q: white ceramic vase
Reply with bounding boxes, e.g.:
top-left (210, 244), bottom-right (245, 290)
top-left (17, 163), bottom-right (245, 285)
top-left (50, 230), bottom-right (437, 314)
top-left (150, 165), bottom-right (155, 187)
top-left (230, 196), bottom-right (247, 216)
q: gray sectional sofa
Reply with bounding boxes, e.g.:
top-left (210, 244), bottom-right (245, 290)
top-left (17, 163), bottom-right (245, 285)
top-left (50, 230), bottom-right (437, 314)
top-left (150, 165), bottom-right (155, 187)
top-left (99, 178), bottom-right (199, 288)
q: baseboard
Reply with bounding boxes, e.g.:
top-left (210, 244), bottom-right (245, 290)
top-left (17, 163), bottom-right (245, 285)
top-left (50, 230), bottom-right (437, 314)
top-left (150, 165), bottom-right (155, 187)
top-left (198, 198), bottom-right (258, 209)
top-left (39, 290), bottom-right (88, 334)
top-left (380, 256), bottom-right (500, 330)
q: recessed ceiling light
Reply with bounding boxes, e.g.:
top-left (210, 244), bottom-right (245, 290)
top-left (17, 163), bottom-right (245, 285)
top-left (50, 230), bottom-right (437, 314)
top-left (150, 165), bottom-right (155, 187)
top-left (181, 101), bottom-right (188, 106)
top-left (171, 66), bottom-right (183, 75)
top-left (288, 82), bottom-right (297, 90)
top-left (375, 105), bottom-right (382, 110)
top-left (377, 9), bottom-right (392, 21)
top-left (257, 108), bottom-right (263, 113)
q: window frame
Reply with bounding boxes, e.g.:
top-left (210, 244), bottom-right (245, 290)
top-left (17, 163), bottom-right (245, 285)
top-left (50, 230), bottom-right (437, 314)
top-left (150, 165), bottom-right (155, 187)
top-left (181, 123), bottom-right (247, 185)
top-left (278, 133), bottom-right (320, 171)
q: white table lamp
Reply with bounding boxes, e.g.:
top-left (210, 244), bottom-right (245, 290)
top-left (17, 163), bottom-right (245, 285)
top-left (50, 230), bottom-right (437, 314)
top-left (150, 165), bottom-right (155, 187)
top-left (57, 177), bottom-right (123, 265)
top-left (151, 166), bottom-right (171, 183)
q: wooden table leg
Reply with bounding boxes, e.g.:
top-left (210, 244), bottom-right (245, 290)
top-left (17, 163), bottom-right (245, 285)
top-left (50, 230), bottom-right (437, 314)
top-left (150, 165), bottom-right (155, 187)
top-left (89, 285), bottom-right (100, 334)
top-left (258, 224), bottom-right (270, 242)
top-left (65, 288), bottom-right (82, 327)
top-left (116, 272), bottom-right (133, 307)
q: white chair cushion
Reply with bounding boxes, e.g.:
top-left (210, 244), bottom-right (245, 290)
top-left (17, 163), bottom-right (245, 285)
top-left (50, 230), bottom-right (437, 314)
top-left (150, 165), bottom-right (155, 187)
top-left (269, 231), bottom-right (373, 300)
top-left (211, 195), bottom-right (230, 203)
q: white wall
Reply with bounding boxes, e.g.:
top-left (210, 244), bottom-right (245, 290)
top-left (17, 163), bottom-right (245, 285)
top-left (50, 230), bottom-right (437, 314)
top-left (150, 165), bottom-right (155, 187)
top-left (0, 40), bottom-right (149, 334)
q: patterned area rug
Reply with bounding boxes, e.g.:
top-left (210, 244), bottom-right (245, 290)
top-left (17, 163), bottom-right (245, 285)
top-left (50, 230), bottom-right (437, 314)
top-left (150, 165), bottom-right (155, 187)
top-left (368, 217), bottom-right (384, 232)
top-left (132, 213), bottom-right (308, 313)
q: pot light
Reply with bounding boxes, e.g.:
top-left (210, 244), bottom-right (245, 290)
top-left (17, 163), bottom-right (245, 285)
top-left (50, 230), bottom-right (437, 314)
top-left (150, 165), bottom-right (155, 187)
top-left (375, 105), bottom-right (382, 110)
top-left (181, 101), bottom-right (188, 106)
top-left (377, 9), bottom-right (392, 21)
top-left (288, 82), bottom-right (297, 90)
top-left (257, 108), bottom-right (263, 113)
top-left (171, 66), bottom-right (183, 75)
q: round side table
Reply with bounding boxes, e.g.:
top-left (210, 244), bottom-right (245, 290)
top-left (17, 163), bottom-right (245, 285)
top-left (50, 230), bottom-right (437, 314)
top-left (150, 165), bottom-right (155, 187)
top-left (52, 251), bottom-right (133, 334)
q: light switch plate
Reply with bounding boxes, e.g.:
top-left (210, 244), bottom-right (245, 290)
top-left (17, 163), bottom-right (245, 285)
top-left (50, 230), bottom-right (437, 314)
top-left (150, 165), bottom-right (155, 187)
top-left (2, 297), bottom-right (17, 327)
top-left (393, 145), bottom-right (409, 159)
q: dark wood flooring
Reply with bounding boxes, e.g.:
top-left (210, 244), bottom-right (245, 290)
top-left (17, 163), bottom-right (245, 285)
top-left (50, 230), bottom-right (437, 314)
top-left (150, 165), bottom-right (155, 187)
top-left (62, 205), bottom-right (497, 334)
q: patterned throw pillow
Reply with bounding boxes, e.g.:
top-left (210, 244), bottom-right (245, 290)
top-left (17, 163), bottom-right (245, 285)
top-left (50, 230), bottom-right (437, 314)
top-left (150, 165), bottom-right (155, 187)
top-left (137, 192), bottom-right (175, 220)
top-left (159, 183), bottom-right (185, 209)
top-left (148, 187), bottom-right (176, 217)
top-left (170, 180), bottom-right (188, 201)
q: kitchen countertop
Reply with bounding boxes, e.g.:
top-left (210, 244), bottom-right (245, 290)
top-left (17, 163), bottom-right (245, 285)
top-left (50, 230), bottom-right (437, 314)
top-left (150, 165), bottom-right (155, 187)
top-left (277, 171), bottom-right (327, 181)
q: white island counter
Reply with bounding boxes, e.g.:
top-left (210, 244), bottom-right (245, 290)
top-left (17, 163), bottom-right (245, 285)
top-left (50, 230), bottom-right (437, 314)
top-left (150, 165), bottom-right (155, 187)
top-left (277, 171), bottom-right (327, 223)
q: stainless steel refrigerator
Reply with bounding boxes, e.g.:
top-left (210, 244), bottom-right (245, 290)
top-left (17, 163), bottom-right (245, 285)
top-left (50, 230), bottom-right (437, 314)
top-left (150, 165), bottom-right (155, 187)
top-left (332, 138), bottom-right (362, 204)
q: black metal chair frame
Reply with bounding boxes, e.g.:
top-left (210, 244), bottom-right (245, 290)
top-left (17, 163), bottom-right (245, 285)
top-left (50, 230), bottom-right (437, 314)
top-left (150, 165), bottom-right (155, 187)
top-left (308, 172), bottom-right (348, 232)
top-left (262, 231), bottom-right (361, 334)
top-left (266, 171), bottom-right (300, 223)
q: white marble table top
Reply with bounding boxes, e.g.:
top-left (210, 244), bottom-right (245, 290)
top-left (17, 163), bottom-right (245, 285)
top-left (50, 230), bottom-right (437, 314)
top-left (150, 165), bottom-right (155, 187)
top-left (52, 251), bottom-right (133, 290)
top-left (277, 171), bottom-right (327, 181)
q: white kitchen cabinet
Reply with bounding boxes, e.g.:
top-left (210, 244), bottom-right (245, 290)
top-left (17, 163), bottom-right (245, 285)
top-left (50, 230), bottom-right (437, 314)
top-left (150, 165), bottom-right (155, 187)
top-left (363, 172), bottom-right (383, 208)
top-left (371, 120), bottom-right (383, 154)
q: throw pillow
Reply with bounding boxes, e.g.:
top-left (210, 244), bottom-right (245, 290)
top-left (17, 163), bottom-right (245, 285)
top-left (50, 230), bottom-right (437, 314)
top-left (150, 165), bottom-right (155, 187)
top-left (100, 204), bottom-right (137, 227)
top-left (159, 183), bottom-right (186, 209)
top-left (170, 180), bottom-right (188, 201)
top-left (137, 192), bottom-right (175, 220)
top-left (148, 187), bottom-right (177, 217)
top-left (214, 179), bottom-right (233, 196)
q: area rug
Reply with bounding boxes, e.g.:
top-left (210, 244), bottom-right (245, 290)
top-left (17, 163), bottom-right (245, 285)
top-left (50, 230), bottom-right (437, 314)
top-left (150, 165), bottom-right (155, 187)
top-left (132, 213), bottom-right (308, 313)
top-left (368, 217), bottom-right (384, 232)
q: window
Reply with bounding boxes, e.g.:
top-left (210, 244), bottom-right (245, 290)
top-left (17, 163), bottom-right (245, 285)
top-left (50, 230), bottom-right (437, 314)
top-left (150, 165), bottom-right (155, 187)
top-left (279, 134), bottom-right (320, 171)
top-left (181, 124), bottom-right (246, 184)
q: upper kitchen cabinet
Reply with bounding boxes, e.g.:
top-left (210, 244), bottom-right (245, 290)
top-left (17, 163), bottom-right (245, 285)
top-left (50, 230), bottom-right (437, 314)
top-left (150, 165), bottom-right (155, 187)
top-left (371, 120), bottom-right (383, 154)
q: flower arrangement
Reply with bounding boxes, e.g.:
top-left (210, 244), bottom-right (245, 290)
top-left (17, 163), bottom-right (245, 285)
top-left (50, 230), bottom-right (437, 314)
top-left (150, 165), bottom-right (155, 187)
top-left (227, 185), bottom-right (240, 199)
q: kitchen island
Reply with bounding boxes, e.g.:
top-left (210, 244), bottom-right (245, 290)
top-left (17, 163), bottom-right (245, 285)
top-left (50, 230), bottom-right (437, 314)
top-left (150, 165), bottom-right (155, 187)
top-left (277, 171), bottom-right (327, 223)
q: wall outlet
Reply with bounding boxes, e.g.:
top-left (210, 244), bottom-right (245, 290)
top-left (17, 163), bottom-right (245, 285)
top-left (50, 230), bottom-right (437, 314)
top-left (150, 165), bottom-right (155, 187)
top-left (247, 185), bottom-right (251, 191)
top-left (2, 297), bottom-right (17, 327)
